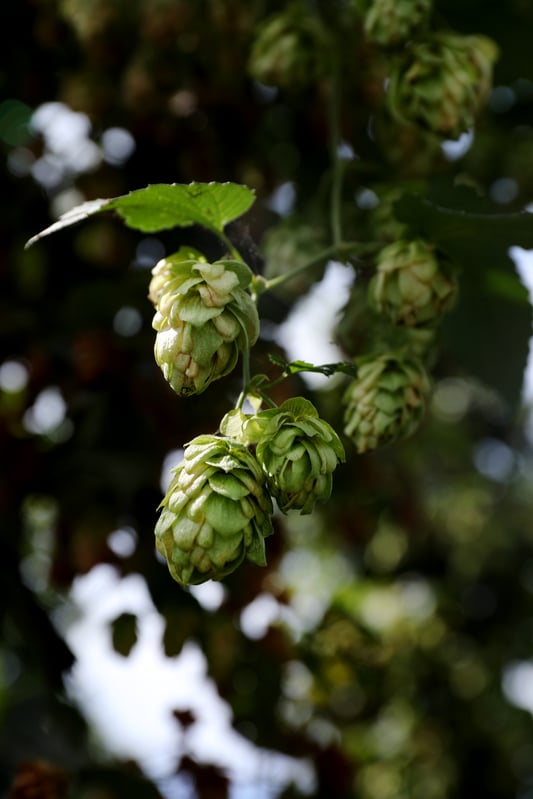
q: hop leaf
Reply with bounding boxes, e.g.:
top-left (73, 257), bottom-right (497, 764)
top-left (363, 0), bottom-right (432, 47)
top-left (387, 32), bottom-right (498, 138)
top-left (149, 252), bottom-right (260, 396)
top-left (248, 398), bottom-right (345, 514)
top-left (369, 239), bottom-right (458, 327)
top-left (343, 353), bottom-right (431, 453)
top-left (155, 435), bottom-right (273, 585)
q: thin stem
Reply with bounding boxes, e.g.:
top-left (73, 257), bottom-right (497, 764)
top-left (257, 391), bottom-right (278, 409)
top-left (329, 59), bottom-right (343, 249)
top-left (220, 231), bottom-right (243, 261)
top-left (241, 348), bottom-right (251, 399)
top-left (261, 241), bottom-right (374, 293)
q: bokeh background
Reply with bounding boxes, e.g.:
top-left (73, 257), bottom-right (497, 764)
top-left (3, 1), bottom-right (533, 797)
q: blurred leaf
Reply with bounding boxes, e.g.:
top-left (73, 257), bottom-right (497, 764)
top-left (25, 183), bottom-right (256, 247)
top-left (395, 192), bottom-right (533, 253)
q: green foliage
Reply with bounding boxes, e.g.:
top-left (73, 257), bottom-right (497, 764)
top-left (25, 182), bottom-right (255, 246)
top-left (4, 1), bottom-right (533, 797)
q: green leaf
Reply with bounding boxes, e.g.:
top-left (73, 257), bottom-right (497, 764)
top-left (25, 182), bottom-right (255, 247)
top-left (395, 190), bottom-right (533, 409)
top-left (25, 199), bottom-right (110, 248)
top-left (269, 354), bottom-right (359, 378)
top-left (107, 182), bottom-right (256, 234)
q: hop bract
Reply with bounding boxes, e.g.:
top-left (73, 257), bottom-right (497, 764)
top-left (344, 353), bottom-right (431, 453)
top-left (248, 4), bottom-right (331, 89)
top-left (149, 253), bottom-right (259, 396)
top-left (155, 435), bottom-right (273, 585)
top-left (251, 398), bottom-right (345, 515)
top-left (364, 0), bottom-right (431, 47)
top-left (388, 32), bottom-right (498, 138)
top-left (369, 239), bottom-right (457, 327)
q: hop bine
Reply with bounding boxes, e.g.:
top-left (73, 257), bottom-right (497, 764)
top-left (261, 219), bottom-right (328, 298)
top-left (369, 239), bottom-right (457, 327)
top-left (149, 252), bottom-right (259, 396)
top-left (155, 435), bottom-right (273, 585)
top-left (343, 353), bottom-right (431, 453)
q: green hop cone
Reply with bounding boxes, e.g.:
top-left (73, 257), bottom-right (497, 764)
top-left (250, 398), bottom-right (345, 515)
top-left (388, 32), bottom-right (498, 138)
top-left (364, 0), bottom-right (431, 48)
top-left (155, 435), bottom-right (273, 585)
top-left (344, 353), bottom-right (431, 453)
top-left (369, 239), bottom-right (457, 327)
top-left (248, 4), bottom-right (331, 89)
top-left (149, 251), bottom-right (260, 396)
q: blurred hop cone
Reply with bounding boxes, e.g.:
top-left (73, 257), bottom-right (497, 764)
top-left (343, 352), bottom-right (431, 452)
top-left (250, 397), bottom-right (345, 515)
top-left (155, 435), bottom-right (273, 585)
top-left (387, 32), bottom-right (498, 138)
top-left (363, 0), bottom-right (432, 47)
top-left (248, 3), bottom-right (331, 89)
top-left (369, 239), bottom-right (457, 326)
top-left (149, 254), bottom-right (259, 396)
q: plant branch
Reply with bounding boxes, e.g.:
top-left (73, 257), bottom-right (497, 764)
top-left (257, 241), bottom-right (376, 294)
top-left (329, 59), bottom-right (343, 249)
top-left (220, 230), bottom-right (243, 261)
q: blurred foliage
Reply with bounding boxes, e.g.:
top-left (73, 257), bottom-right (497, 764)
top-left (2, 1), bottom-right (533, 798)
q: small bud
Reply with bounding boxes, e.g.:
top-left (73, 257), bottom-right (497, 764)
top-left (369, 239), bottom-right (457, 327)
top-left (343, 352), bottom-right (431, 452)
top-left (155, 435), bottom-right (273, 585)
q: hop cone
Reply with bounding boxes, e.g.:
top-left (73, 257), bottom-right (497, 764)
top-left (388, 32), bottom-right (498, 138)
top-left (248, 4), bottom-right (330, 89)
top-left (149, 252), bottom-right (259, 396)
top-left (251, 398), bottom-right (345, 514)
top-left (155, 435), bottom-right (273, 585)
top-left (369, 239), bottom-right (457, 327)
top-left (344, 353), bottom-right (431, 452)
top-left (364, 0), bottom-right (431, 47)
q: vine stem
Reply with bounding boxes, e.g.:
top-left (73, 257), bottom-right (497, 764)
top-left (241, 348), bottom-right (251, 402)
top-left (258, 240), bottom-right (375, 294)
top-left (220, 231), bottom-right (243, 261)
top-left (329, 57), bottom-right (343, 249)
